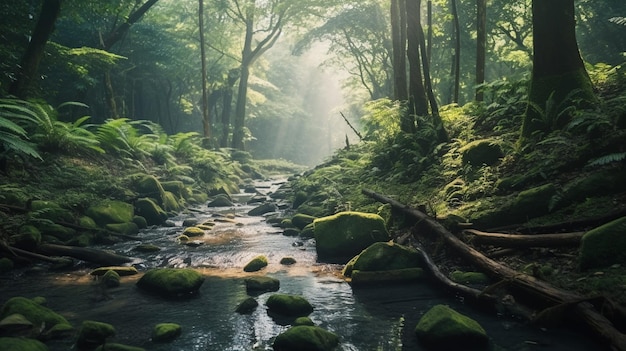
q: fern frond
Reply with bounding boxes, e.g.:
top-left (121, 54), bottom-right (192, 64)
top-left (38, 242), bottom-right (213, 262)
top-left (609, 17), bottom-right (626, 26)
top-left (587, 152), bottom-right (626, 167)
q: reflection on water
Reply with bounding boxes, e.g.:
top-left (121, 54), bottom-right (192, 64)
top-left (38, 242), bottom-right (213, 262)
top-left (0, 180), bottom-right (603, 350)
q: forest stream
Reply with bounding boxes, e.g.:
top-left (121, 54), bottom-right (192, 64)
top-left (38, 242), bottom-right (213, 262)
top-left (0, 178), bottom-right (604, 350)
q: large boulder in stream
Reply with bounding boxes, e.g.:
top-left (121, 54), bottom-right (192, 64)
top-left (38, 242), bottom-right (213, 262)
top-left (266, 294), bottom-right (313, 317)
top-left (342, 242), bottom-right (424, 285)
top-left (136, 268), bottom-right (205, 297)
top-left (134, 198), bottom-right (168, 226)
top-left (0, 297), bottom-right (72, 338)
top-left (414, 304), bottom-right (488, 349)
top-left (243, 255), bottom-right (268, 272)
top-left (272, 325), bottom-right (339, 351)
top-left (313, 211), bottom-right (390, 260)
top-left (76, 320), bottom-right (116, 350)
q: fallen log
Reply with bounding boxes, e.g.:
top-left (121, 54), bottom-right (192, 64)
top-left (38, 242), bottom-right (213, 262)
top-left (463, 229), bottom-right (584, 248)
top-left (37, 244), bottom-right (132, 266)
top-left (362, 188), bottom-right (626, 351)
top-left (2, 245), bottom-right (72, 265)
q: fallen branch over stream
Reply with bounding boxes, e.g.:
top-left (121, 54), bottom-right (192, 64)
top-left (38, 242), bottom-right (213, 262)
top-left (362, 188), bottom-right (626, 351)
top-left (463, 229), bottom-right (584, 248)
top-left (37, 244), bottom-right (132, 266)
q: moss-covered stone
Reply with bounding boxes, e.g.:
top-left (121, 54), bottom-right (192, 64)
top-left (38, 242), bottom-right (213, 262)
top-left (105, 222), bottom-right (139, 236)
top-left (314, 211), bottom-right (390, 260)
top-left (415, 304), bottom-right (488, 349)
top-left (90, 266), bottom-right (138, 276)
top-left (162, 191), bottom-right (181, 213)
top-left (300, 223), bottom-right (315, 239)
top-left (86, 200), bottom-right (134, 226)
top-left (245, 276), bottom-right (280, 293)
top-left (132, 216), bottom-right (148, 229)
top-left (266, 294), bottom-right (313, 317)
top-left (207, 194), bottom-right (234, 207)
top-left (37, 223), bottom-right (76, 242)
top-left (182, 226), bottom-right (205, 237)
top-left (0, 297), bottom-right (71, 334)
top-left (562, 169), bottom-right (626, 205)
top-left (342, 242), bottom-right (421, 277)
top-left (136, 268), bottom-right (205, 297)
top-left (283, 228), bottom-right (300, 237)
top-left (272, 325), bottom-right (339, 351)
top-left (243, 255), bottom-right (268, 272)
top-left (0, 337), bottom-right (48, 351)
top-left (152, 323), bottom-right (182, 343)
top-left (134, 198), bottom-right (167, 226)
top-left (449, 271), bottom-right (490, 285)
top-left (459, 139), bottom-right (504, 166)
top-left (76, 320), bottom-right (115, 349)
top-left (101, 270), bottom-right (121, 288)
top-left (131, 174), bottom-right (165, 197)
top-left (280, 257), bottom-right (297, 265)
top-left (161, 181), bottom-right (185, 197)
top-left (294, 317), bottom-right (315, 326)
top-left (580, 217), bottom-right (626, 270)
top-left (235, 297), bottom-right (258, 314)
top-left (508, 183), bottom-right (557, 221)
top-left (133, 244), bottom-right (161, 253)
top-left (78, 215), bottom-right (97, 229)
top-left (248, 203), bottom-right (277, 216)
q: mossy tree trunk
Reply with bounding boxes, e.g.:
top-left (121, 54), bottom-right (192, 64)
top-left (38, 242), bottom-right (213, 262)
top-left (520, 0), bottom-right (595, 142)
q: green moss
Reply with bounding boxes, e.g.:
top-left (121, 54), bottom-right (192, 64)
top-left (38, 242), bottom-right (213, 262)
top-left (280, 257), bottom-right (297, 265)
top-left (101, 270), bottom-right (121, 287)
top-left (105, 222), bottom-right (139, 235)
top-left (244, 276), bottom-right (280, 292)
top-left (0, 337), bottom-right (48, 351)
top-left (459, 139), bottom-right (504, 166)
top-left (449, 271), bottom-right (490, 285)
top-left (291, 214), bottom-right (316, 229)
top-left (132, 216), bottom-right (148, 229)
top-left (235, 297), bottom-right (258, 314)
top-left (294, 317), bottom-right (315, 326)
top-left (243, 255), bottom-right (268, 272)
top-left (36, 223), bottom-right (76, 242)
top-left (29, 200), bottom-right (73, 222)
top-left (313, 211), bottom-right (389, 259)
top-left (579, 217), bottom-right (626, 270)
top-left (78, 216), bottom-right (97, 229)
top-left (273, 325), bottom-right (339, 351)
top-left (134, 198), bottom-right (167, 226)
top-left (77, 320), bottom-right (116, 349)
top-left (0, 297), bottom-right (71, 332)
top-left (86, 200), bottom-right (134, 226)
top-left (346, 242), bottom-right (421, 275)
top-left (415, 304), bottom-right (488, 349)
top-left (182, 226), bottom-right (205, 237)
top-left (162, 191), bottom-right (181, 212)
top-left (136, 268), bottom-right (205, 297)
top-left (152, 323), bottom-right (182, 343)
top-left (133, 243), bottom-right (161, 253)
top-left (266, 294), bottom-right (313, 317)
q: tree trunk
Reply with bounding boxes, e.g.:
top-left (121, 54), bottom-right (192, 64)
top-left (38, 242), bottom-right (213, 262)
top-left (475, 0), bottom-right (487, 101)
top-left (220, 69), bottom-right (238, 148)
top-left (8, 0), bottom-right (62, 99)
top-left (520, 0), bottom-right (595, 141)
top-left (391, 0), bottom-right (413, 133)
top-left (450, 0), bottom-right (461, 104)
top-left (406, 0), bottom-right (429, 119)
top-left (463, 229), bottom-right (584, 248)
top-left (199, 0), bottom-right (210, 139)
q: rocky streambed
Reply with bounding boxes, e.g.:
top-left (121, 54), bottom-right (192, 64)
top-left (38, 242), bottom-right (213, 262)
top-left (0, 178), bottom-right (603, 350)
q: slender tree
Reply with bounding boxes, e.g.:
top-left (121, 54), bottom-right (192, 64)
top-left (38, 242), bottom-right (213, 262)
top-left (9, 0), bottom-right (62, 99)
top-left (475, 0), bottom-right (486, 101)
top-left (391, 0), bottom-right (413, 133)
top-left (199, 0), bottom-right (210, 139)
top-left (406, 0), bottom-right (429, 119)
top-left (520, 0), bottom-right (595, 141)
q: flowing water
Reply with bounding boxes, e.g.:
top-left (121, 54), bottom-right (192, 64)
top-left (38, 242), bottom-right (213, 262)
top-left (0, 179), bottom-right (603, 350)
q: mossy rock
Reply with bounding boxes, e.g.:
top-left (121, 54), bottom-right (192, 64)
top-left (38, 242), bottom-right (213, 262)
top-left (562, 169), bottom-right (626, 205)
top-left (94, 343), bottom-right (145, 351)
top-left (449, 271), bottom-right (490, 285)
top-left (0, 337), bottom-right (48, 351)
top-left (296, 205), bottom-right (327, 217)
top-left (131, 174), bottom-right (165, 197)
top-left (291, 214), bottom-right (316, 230)
top-left (342, 242), bottom-right (421, 277)
top-left (132, 216), bottom-right (148, 229)
top-left (0, 297), bottom-right (71, 334)
top-left (266, 294), bottom-right (313, 317)
top-left (86, 200), bottom-right (134, 226)
top-left (105, 222), bottom-right (139, 236)
top-left (415, 304), bottom-right (488, 349)
top-left (207, 194), bottom-right (234, 207)
top-left (29, 200), bottom-right (73, 222)
top-left (100, 270), bottom-right (121, 288)
top-left (78, 216), bottom-right (97, 229)
top-left (294, 317), bottom-right (315, 326)
top-left (161, 181), bottom-right (185, 197)
top-left (76, 320), bottom-right (116, 349)
top-left (314, 211), bottom-right (390, 260)
top-left (459, 139), bottom-right (504, 166)
top-left (136, 268), bottom-right (205, 297)
top-left (182, 226), bottom-right (205, 238)
top-left (248, 203), bottom-right (277, 216)
top-left (90, 266), bottom-right (138, 276)
top-left (37, 223), bottom-right (76, 242)
top-left (245, 276), bottom-right (280, 293)
top-left (244, 255), bottom-right (268, 272)
top-left (162, 191), bottom-right (181, 213)
top-left (350, 268), bottom-right (424, 286)
top-left (300, 223), bottom-right (315, 239)
top-left (292, 191), bottom-right (308, 209)
top-left (280, 218), bottom-right (295, 229)
top-left (283, 228), bottom-right (300, 237)
top-left (235, 297), bottom-right (259, 314)
top-left (579, 217), bottom-right (626, 270)
top-left (152, 323), bottom-right (182, 343)
top-left (280, 257), bottom-right (297, 265)
top-left (134, 198), bottom-right (167, 226)
top-left (12, 225), bottom-right (41, 250)
top-left (507, 183), bottom-right (557, 222)
top-left (272, 325), bottom-right (339, 351)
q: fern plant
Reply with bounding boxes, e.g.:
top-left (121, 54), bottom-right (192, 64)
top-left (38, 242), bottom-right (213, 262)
top-left (0, 99), bottom-right (41, 159)
top-left (528, 89), bottom-right (581, 136)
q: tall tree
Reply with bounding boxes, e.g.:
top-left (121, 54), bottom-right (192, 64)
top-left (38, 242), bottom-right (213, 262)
top-left (520, 0), bottom-right (595, 141)
top-left (450, 0), bottom-right (460, 103)
top-left (199, 0), bottom-right (210, 139)
top-left (9, 0), bottom-right (62, 99)
top-left (391, 0), bottom-right (412, 133)
top-left (475, 0), bottom-right (486, 101)
top-left (406, 0), bottom-right (429, 119)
